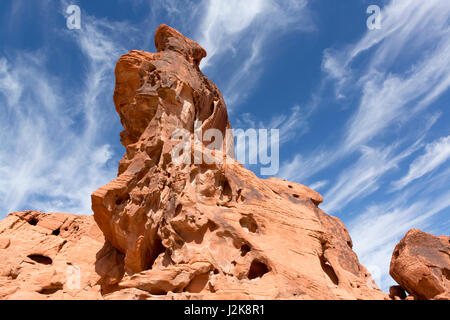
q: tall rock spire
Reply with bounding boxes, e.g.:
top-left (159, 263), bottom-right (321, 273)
top-left (91, 25), bottom-right (386, 299)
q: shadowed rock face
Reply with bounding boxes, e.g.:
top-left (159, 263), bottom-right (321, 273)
top-left (0, 25), bottom-right (389, 300)
top-left (390, 229), bottom-right (450, 300)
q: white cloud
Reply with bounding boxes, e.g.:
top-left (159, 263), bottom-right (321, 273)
top-left (308, 180), bottom-right (328, 191)
top-left (195, 0), bottom-right (313, 109)
top-left (279, 0), bottom-right (450, 210)
top-left (0, 9), bottom-right (129, 216)
top-left (197, 0), bottom-right (269, 67)
top-left (323, 0), bottom-right (450, 150)
top-left (321, 143), bottom-right (420, 213)
top-left (344, 37), bottom-right (450, 150)
top-left (0, 58), bottom-right (22, 106)
top-left (392, 135), bottom-right (450, 190)
top-left (278, 149), bottom-right (333, 182)
top-left (349, 189), bottom-right (450, 291)
top-left (198, 0), bottom-right (311, 67)
top-left (233, 105), bottom-right (308, 173)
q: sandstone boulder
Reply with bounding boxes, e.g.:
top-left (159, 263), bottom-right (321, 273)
top-left (390, 229), bottom-right (450, 300)
top-left (389, 285), bottom-right (407, 300)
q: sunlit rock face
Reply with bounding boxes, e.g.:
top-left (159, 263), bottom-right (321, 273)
top-left (90, 24), bottom-right (386, 300)
top-left (390, 229), bottom-right (450, 300)
top-left (0, 25), bottom-right (390, 300)
top-left (0, 211), bottom-right (106, 300)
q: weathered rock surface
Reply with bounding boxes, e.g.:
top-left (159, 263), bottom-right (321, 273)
top-left (0, 211), bottom-right (104, 299)
top-left (390, 229), bottom-right (450, 300)
top-left (0, 25), bottom-right (389, 300)
top-left (89, 24), bottom-right (386, 300)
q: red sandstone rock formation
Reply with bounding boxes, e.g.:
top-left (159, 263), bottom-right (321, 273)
top-left (390, 229), bottom-right (450, 300)
top-left (0, 25), bottom-right (393, 300)
top-left (90, 25), bottom-right (386, 300)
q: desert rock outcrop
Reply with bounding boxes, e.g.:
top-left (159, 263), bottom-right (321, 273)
top-left (390, 229), bottom-right (450, 300)
top-left (90, 25), bottom-right (386, 300)
top-left (0, 25), bottom-right (389, 300)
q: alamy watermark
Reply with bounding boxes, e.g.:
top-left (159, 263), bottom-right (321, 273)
top-left (65, 264), bottom-right (81, 290)
top-left (66, 4), bottom-right (81, 30)
top-left (171, 121), bottom-right (279, 176)
top-left (366, 5), bottom-right (382, 30)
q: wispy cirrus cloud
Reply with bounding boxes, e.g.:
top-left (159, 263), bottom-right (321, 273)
top-left (308, 180), bottom-right (328, 191)
top-left (0, 4), bottom-right (131, 215)
top-left (0, 1), bottom-right (315, 217)
top-left (349, 187), bottom-right (450, 291)
top-left (321, 142), bottom-right (420, 212)
top-left (198, 0), bottom-right (312, 67)
top-left (281, 0), bottom-right (450, 192)
top-left (275, 1), bottom-right (450, 290)
top-left (233, 104), bottom-right (308, 174)
top-left (196, 0), bottom-right (313, 109)
top-left (324, 0), bottom-right (450, 150)
top-left (315, 0), bottom-right (450, 290)
top-left (391, 135), bottom-right (450, 191)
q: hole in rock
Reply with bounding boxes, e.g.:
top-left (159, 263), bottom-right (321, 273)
top-left (293, 194), bottom-right (299, 198)
top-left (52, 228), bottom-right (60, 236)
top-left (175, 204), bottom-right (183, 216)
top-left (236, 189), bottom-right (246, 203)
top-left (27, 254), bottom-right (52, 265)
top-left (148, 288), bottom-right (168, 295)
top-left (319, 256), bottom-right (339, 286)
top-left (189, 168), bottom-right (198, 184)
top-left (248, 260), bottom-right (269, 280)
top-left (28, 218), bottom-right (38, 226)
top-left (288, 185), bottom-right (293, 189)
top-left (239, 216), bottom-right (258, 233)
top-left (38, 283), bottom-right (63, 295)
top-left (219, 179), bottom-right (232, 202)
top-left (442, 268), bottom-right (450, 281)
top-left (208, 220), bottom-right (219, 232)
top-left (144, 237), bottom-right (165, 270)
top-left (393, 248), bottom-right (400, 259)
top-left (240, 244), bottom-right (251, 256)
top-left (8, 271), bottom-right (18, 280)
top-left (115, 194), bottom-right (130, 206)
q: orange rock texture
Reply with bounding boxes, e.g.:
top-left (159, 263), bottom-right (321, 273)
top-left (390, 229), bottom-right (450, 300)
top-left (0, 211), bottom-right (104, 299)
top-left (3, 25), bottom-right (444, 300)
top-left (90, 24), bottom-right (386, 300)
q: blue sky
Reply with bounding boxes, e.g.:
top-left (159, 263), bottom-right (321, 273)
top-left (0, 0), bottom-right (449, 291)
